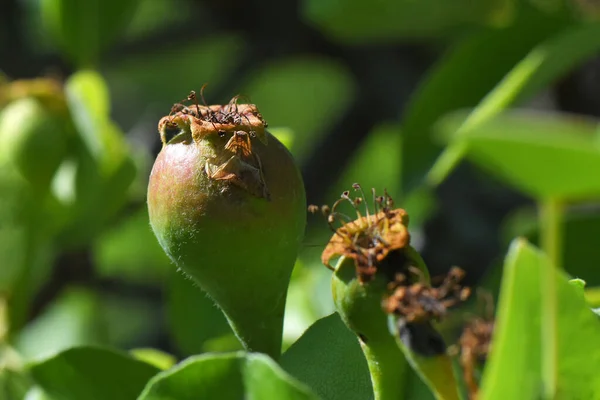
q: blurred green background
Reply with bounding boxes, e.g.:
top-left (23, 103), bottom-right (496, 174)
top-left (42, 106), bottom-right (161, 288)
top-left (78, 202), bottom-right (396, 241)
top-left (1, 0), bottom-right (600, 379)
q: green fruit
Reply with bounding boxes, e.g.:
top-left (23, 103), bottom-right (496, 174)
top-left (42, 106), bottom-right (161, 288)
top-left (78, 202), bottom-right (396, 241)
top-left (0, 98), bottom-right (70, 192)
top-left (147, 104), bottom-right (306, 358)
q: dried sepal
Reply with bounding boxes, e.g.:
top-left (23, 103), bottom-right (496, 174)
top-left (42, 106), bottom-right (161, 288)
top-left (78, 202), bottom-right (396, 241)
top-left (307, 204), bottom-right (320, 214)
top-left (314, 186), bottom-right (410, 282)
top-left (383, 267), bottom-right (471, 324)
top-left (157, 89), bottom-right (270, 199)
top-left (455, 291), bottom-right (495, 400)
top-left (458, 317), bottom-right (494, 400)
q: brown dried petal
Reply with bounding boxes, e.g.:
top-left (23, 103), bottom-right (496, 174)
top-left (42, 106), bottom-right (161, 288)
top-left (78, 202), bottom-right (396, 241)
top-left (321, 209), bottom-right (410, 277)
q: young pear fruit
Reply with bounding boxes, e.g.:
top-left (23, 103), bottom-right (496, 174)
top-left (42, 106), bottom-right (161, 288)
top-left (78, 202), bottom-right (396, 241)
top-left (148, 98), bottom-right (306, 358)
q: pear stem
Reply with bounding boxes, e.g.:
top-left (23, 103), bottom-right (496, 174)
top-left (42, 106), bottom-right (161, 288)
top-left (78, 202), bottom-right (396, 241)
top-left (332, 257), bottom-right (409, 399)
top-left (539, 197), bottom-right (562, 400)
top-left (361, 333), bottom-right (408, 400)
top-left (220, 294), bottom-right (286, 360)
top-left (0, 297), bottom-right (7, 344)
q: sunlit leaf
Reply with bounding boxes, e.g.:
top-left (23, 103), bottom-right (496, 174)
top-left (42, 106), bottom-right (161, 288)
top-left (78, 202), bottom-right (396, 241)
top-left (0, 97), bottom-right (71, 192)
top-left (28, 346), bottom-right (159, 400)
top-left (65, 70), bottom-right (127, 174)
top-left (24, 386), bottom-right (55, 400)
top-left (0, 367), bottom-right (33, 399)
top-left (41, 0), bottom-right (140, 65)
top-left (243, 57), bottom-right (355, 162)
top-left (437, 109), bottom-right (600, 199)
top-left (479, 239), bottom-right (600, 399)
top-left (15, 287), bottom-right (108, 360)
top-left (268, 127), bottom-right (295, 151)
top-left (502, 206), bottom-right (600, 285)
top-left (568, 278), bottom-right (586, 293)
top-left (167, 270), bottom-right (241, 355)
top-left (138, 352), bottom-right (319, 400)
top-left (401, 8), bottom-right (569, 192)
top-left (94, 208), bottom-right (170, 283)
top-left (281, 313), bottom-right (373, 400)
top-left (105, 36), bottom-right (244, 125)
top-left (332, 123), bottom-right (402, 200)
top-left (57, 71), bottom-right (136, 247)
top-left (130, 349), bottom-right (177, 371)
top-left (0, 166), bottom-right (38, 294)
top-left (428, 22), bottom-right (600, 186)
top-left (302, 0), bottom-right (512, 42)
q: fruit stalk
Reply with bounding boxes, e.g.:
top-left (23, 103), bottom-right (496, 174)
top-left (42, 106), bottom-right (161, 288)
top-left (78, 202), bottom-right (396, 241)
top-left (332, 257), bottom-right (408, 400)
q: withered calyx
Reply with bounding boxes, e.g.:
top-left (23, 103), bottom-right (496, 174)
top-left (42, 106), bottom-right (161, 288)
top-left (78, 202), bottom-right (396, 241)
top-left (158, 95), bottom-right (270, 200)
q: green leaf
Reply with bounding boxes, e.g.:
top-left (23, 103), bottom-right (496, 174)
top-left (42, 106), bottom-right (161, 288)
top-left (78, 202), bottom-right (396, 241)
top-left (167, 269), bottom-right (241, 355)
top-left (15, 287), bottom-right (108, 360)
top-left (24, 386), bottom-right (56, 400)
top-left (101, 295), bottom-right (158, 349)
top-left (281, 313), bottom-right (373, 400)
top-left (243, 57), bottom-right (355, 162)
top-left (66, 71), bottom-right (109, 120)
top-left (503, 206), bottom-right (600, 285)
top-left (138, 352), bottom-right (319, 400)
top-left (405, 369), bottom-right (437, 400)
top-left (428, 22), bottom-right (600, 187)
top-left (130, 349), bottom-right (176, 371)
top-left (437, 109), bottom-right (600, 199)
top-left (58, 71), bottom-right (136, 247)
top-left (121, 0), bottom-right (190, 41)
top-left (302, 0), bottom-right (512, 42)
top-left (0, 97), bottom-right (71, 192)
top-left (479, 239), bottom-right (600, 399)
top-left (268, 127), bottom-right (295, 151)
top-left (568, 278), bottom-right (586, 293)
top-left (65, 70), bottom-right (127, 173)
top-left (94, 208), bottom-right (170, 283)
top-left (0, 367), bottom-right (33, 400)
top-left (283, 259), bottom-right (336, 349)
top-left (0, 166), bottom-right (38, 294)
top-left (585, 287), bottom-right (600, 308)
top-left (401, 9), bottom-right (569, 192)
top-left (105, 36), bottom-right (244, 123)
top-left (331, 123), bottom-right (402, 200)
top-left (28, 346), bottom-right (159, 400)
top-left (4, 237), bottom-right (55, 335)
top-left (41, 0), bottom-right (140, 66)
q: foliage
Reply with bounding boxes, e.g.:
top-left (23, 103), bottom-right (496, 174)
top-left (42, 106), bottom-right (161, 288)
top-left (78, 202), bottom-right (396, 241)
top-left (1, 0), bottom-right (600, 399)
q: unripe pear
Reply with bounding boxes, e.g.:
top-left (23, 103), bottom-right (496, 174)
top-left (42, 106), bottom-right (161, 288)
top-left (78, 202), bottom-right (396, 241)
top-left (147, 99), bottom-right (306, 358)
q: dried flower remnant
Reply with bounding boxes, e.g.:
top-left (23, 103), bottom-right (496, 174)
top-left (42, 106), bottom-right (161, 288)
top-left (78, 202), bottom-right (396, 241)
top-left (309, 184), bottom-right (410, 283)
top-left (385, 267), bottom-right (471, 357)
top-left (157, 88), bottom-right (270, 199)
top-left (319, 186), bottom-right (464, 398)
top-left (459, 317), bottom-right (494, 400)
top-left (455, 292), bottom-right (495, 400)
top-left (383, 267), bottom-right (471, 324)
top-left (168, 85), bottom-right (268, 142)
